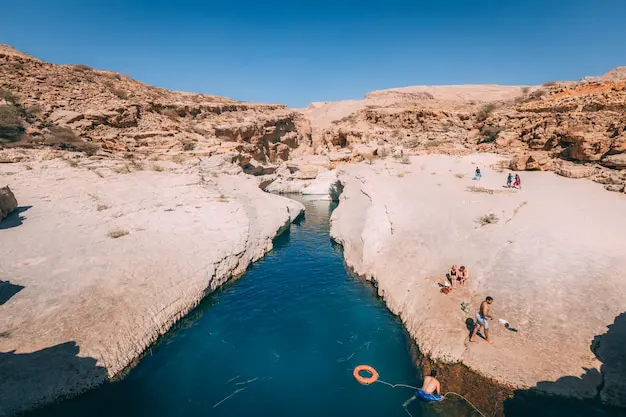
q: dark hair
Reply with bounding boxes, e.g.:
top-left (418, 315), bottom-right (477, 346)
top-left (430, 369), bottom-right (438, 377)
top-left (486, 296), bottom-right (493, 301)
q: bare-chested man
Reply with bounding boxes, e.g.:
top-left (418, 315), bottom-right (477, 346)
top-left (403, 370), bottom-right (442, 407)
top-left (470, 296), bottom-right (494, 344)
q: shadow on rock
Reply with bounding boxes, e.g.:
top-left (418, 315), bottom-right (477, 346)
top-left (0, 280), bottom-right (24, 305)
top-left (504, 312), bottom-right (626, 417)
top-left (0, 206), bottom-right (33, 230)
top-left (0, 341), bottom-right (108, 416)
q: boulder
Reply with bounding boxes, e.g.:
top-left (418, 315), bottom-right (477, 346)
top-left (510, 153), bottom-right (553, 171)
top-left (301, 170), bottom-right (338, 198)
top-left (601, 154), bottom-right (626, 169)
top-left (567, 133), bottom-right (611, 162)
top-left (296, 165), bottom-right (319, 180)
top-left (607, 133), bottom-right (626, 155)
top-left (604, 184), bottom-right (625, 193)
top-left (0, 186), bottom-right (18, 221)
top-left (48, 110), bottom-right (84, 124)
top-left (556, 163), bottom-right (597, 179)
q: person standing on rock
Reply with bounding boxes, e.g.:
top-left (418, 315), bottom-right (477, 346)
top-left (473, 167), bottom-right (482, 180)
top-left (470, 296), bottom-right (494, 344)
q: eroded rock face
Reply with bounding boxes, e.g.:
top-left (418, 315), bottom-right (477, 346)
top-left (0, 45), bottom-right (312, 166)
top-left (330, 154), bottom-right (626, 409)
top-left (0, 160), bottom-right (304, 415)
top-left (0, 185), bottom-right (18, 221)
top-left (302, 72), bottom-right (626, 194)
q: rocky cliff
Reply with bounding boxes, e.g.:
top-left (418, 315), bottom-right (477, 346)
top-left (330, 154), bottom-right (626, 415)
top-left (0, 44), bottom-right (312, 170)
top-left (306, 71), bottom-right (626, 194)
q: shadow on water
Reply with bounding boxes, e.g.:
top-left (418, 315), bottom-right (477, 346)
top-left (504, 312), bottom-right (626, 417)
top-left (0, 280), bottom-right (24, 305)
top-left (1, 342), bottom-right (107, 416)
top-left (0, 206), bottom-right (33, 230)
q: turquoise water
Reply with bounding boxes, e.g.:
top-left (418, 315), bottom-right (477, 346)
top-left (25, 198), bottom-right (424, 417)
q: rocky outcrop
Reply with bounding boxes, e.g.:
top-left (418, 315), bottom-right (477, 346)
top-left (0, 44), bottom-right (311, 168)
top-left (330, 155), bottom-right (626, 413)
top-left (0, 185), bottom-right (17, 221)
top-left (301, 70), bottom-right (626, 195)
top-left (0, 159), bottom-right (303, 416)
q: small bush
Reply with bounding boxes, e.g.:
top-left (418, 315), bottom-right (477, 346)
top-left (479, 126), bottom-right (504, 144)
top-left (108, 228), bottom-right (129, 239)
top-left (521, 86), bottom-right (530, 94)
top-left (0, 104), bottom-right (25, 141)
top-left (476, 213), bottom-right (499, 226)
top-left (112, 89), bottom-right (129, 100)
top-left (0, 88), bottom-right (17, 104)
top-left (454, 173), bottom-right (465, 179)
top-left (45, 126), bottom-right (99, 155)
top-left (161, 108), bottom-right (180, 121)
top-left (182, 141), bottom-right (196, 151)
top-left (542, 81), bottom-right (557, 87)
top-left (172, 155), bottom-right (185, 164)
top-left (152, 164), bottom-right (164, 172)
top-left (97, 204), bottom-right (110, 211)
top-left (477, 103), bottom-right (496, 122)
top-left (73, 64), bottom-right (92, 71)
top-left (529, 89), bottom-right (546, 99)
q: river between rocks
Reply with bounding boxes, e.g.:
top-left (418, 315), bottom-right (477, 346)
top-left (22, 197), bottom-right (431, 417)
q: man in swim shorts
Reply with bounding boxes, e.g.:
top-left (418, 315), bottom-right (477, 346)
top-left (403, 370), bottom-right (442, 407)
top-left (470, 296), bottom-right (494, 344)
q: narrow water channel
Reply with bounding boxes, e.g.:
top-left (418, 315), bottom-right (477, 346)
top-left (23, 197), bottom-right (425, 417)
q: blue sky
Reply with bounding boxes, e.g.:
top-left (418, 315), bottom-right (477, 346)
top-left (2, 0), bottom-right (626, 107)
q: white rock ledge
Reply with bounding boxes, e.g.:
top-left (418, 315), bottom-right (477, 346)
top-left (0, 161), bottom-right (303, 416)
top-left (330, 154), bottom-right (626, 408)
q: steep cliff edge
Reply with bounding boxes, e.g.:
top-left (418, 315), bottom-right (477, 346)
top-left (330, 155), bottom-right (626, 414)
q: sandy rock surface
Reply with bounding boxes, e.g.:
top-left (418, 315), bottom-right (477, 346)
top-left (330, 154), bottom-right (626, 407)
top-left (0, 160), bottom-right (303, 416)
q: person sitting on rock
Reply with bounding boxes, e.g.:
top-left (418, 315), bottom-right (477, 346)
top-left (506, 173), bottom-right (513, 187)
top-left (458, 265), bottom-right (468, 286)
top-left (473, 167), bottom-right (482, 180)
top-left (470, 296), bottom-right (494, 344)
top-left (448, 265), bottom-right (458, 288)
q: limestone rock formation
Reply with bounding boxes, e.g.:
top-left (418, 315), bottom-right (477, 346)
top-left (0, 160), bottom-right (303, 415)
top-left (0, 185), bottom-right (17, 221)
top-left (299, 69), bottom-right (626, 194)
top-left (0, 44), bottom-right (312, 169)
top-left (330, 154), bottom-right (626, 410)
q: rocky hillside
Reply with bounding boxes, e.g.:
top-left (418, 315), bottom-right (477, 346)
top-left (0, 45), bottom-right (312, 171)
top-left (307, 71), bottom-right (626, 194)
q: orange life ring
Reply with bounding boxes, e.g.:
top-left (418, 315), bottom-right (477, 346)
top-left (353, 365), bottom-right (379, 385)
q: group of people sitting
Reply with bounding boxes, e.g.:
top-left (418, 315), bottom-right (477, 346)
top-left (448, 265), bottom-right (468, 288)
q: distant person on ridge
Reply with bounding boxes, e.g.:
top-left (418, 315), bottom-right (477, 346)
top-left (470, 296), bottom-right (494, 344)
top-left (473, 167), bottom-right (482, 180)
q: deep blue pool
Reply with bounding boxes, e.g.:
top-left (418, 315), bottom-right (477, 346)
top-left (24, 197), bottom-right (425, 417)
